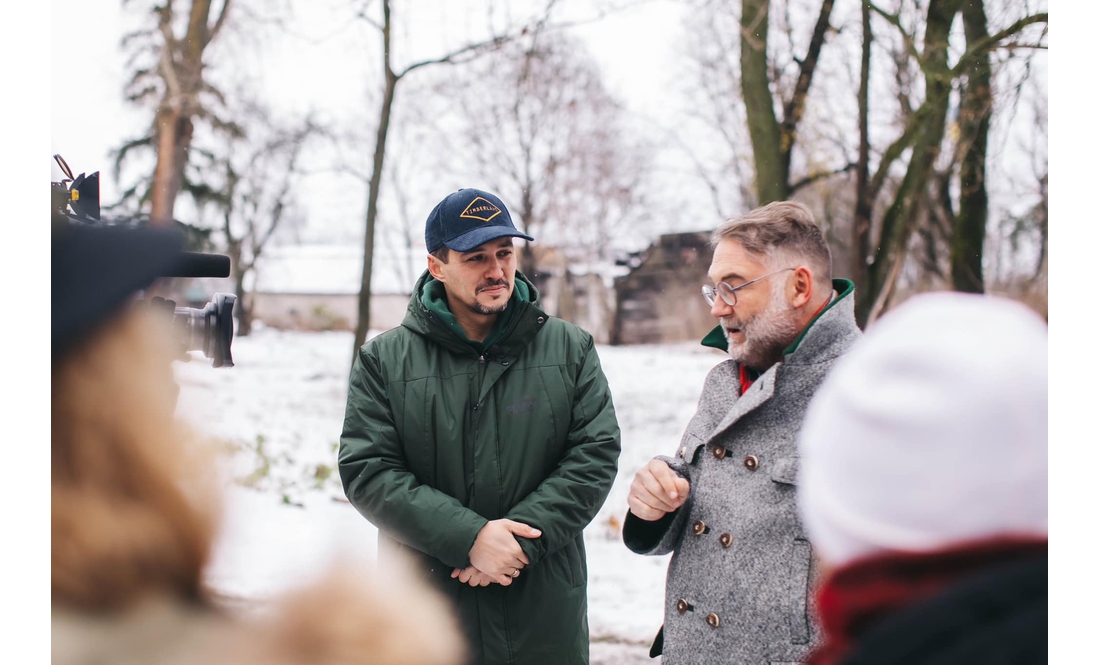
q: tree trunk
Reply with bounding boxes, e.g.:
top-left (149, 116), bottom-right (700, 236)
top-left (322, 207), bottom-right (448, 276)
top-left (740, 0), bottom-right (787, 205)
top-left (353, 0), bottom-right (400, 355)
top-left (740, 0), bottom-right (835, 207)
top-left (234, 267), bottom-right (253, 337)
top-left (517, 188), bottom-right (540, 279)
top-left (852, 0), bottom-right (872, 299)
top-left (951, 0), bottom-right (991, 294)
top-left (147, 0), bottom-right (229, 227)
top-left (150, 110), bottom-right (192, 225)
top-left (857, 0), bottom-right (962, 325)
top-left (779, 0), bottom-right (836, 186)
top-left (1035, 173), bottom-right (1048, 279)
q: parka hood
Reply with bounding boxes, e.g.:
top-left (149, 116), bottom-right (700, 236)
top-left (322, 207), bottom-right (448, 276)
top-left (401, 270), bottom-right (546, 359)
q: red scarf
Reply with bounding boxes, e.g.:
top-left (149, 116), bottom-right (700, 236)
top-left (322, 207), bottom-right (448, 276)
top-left (808, 537), bottom-right (1048, 665)
top-left (738, 364), bottom-right (758, 395)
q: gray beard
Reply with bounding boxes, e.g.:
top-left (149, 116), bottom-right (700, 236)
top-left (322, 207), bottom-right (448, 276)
top-left (724, 285), bottom-right (802, 370)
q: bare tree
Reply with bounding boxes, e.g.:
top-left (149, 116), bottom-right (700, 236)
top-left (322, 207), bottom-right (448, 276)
top-left (852, 0), bottom-right (874, 297)
top-left (996, 71), bottom-right (1047, 289)
top-left (856, 0), bottom-right (1047, 324)
top-left (424, 31), bottom-right (652, 341)
top-left (114, 0), bottom-right (236, 226)
top-left (946, 0), bottom-right (993, 293)
top-left (859, 0), bottom-right (964, 322)
top-left (189, 104), bottom-right (323, 335)
top-left (740, 0), bottom-right (840, 205)
top-left (683, 0), bottom-right (858, 219)
top-left (349, 0), bottom-right (559, 355)
top-left (433, 31), bottom-right (650, 276)
top-left (686, 0), bottom-right (1046, 326)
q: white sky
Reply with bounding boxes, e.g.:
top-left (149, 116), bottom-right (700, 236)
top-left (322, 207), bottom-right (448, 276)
top-left (49, 0), bottom-right (698, 224)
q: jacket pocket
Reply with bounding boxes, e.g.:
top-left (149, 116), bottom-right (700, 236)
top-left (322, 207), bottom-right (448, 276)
top-left (564, 537), bottom-right (586, 588)
top-left (534, 366), bottom-right (571, 455)
top-left (770, 456), bottom-right (799, 485)
top-left (787, 538), bottom-right (812, 644)
top-left (765, 456), bottom-right (799, 505)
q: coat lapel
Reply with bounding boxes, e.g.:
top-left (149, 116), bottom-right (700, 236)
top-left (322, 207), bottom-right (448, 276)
top-left (706, 363), bottom-right (777, 443)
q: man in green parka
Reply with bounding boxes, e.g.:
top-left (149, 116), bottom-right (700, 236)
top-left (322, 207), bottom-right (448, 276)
top-left (339, 188), bottom-right (621, 665)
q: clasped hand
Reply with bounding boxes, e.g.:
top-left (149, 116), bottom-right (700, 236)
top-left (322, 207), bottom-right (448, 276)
top-left (451, 519), bottom-right (541, 587)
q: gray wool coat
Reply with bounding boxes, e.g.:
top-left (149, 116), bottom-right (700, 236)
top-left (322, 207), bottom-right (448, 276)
top-left (624, 280), bottom-right (861, 665)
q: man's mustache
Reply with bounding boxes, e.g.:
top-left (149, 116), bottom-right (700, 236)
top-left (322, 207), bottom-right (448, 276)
top-left (477, 278), bottom-right (510, 293)
top-left (721, 316), bottom-right (743, 331)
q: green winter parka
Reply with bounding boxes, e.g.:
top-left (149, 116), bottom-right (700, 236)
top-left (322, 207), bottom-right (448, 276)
top-left (339, 270), bottom-right (621, 665)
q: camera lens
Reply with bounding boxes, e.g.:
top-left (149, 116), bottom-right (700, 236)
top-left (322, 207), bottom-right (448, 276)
top-left (173, 293), bottom-right (236, 368)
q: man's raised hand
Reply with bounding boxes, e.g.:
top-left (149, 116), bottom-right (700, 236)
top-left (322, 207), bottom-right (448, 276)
top-left (627, 458), bottom-right (691, 521)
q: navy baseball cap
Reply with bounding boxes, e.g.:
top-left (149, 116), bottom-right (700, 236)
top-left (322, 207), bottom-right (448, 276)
top-left (424, 188), bottom-right (534, 253)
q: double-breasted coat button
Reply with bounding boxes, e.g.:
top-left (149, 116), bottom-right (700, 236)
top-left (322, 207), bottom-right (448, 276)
top-left (705, 613), bottom-right (720, 627)
top-left (713, 446), bottom-right (727, 460)
top-left (692, 520), bottom-right (707, 536)
top-left (743, 455), bottom-right (759, 471)
top-left (676, 599), bottom-right (690, 614)
top-left (719, 533), bottom-right (733, 548)
top-left (537, 316), bottom-right (546, 324)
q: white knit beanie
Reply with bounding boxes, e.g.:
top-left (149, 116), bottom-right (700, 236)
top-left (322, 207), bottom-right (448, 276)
top-left (797, 292), bottom-right (1048, 569)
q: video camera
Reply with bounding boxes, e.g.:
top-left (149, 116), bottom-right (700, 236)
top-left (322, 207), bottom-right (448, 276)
top-left (53, 154), bottom-right (237, 368)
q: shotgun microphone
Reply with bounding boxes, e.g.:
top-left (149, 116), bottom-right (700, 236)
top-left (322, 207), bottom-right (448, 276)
top-left (168, 252), bottom-right (232, 278)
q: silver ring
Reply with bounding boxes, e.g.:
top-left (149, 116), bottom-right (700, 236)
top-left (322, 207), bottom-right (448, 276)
top-left (512, 568), bottom-right (520, 578)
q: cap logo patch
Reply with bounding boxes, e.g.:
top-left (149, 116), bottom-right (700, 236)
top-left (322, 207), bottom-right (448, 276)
top-left (459, 197), bottom-right (502, 223)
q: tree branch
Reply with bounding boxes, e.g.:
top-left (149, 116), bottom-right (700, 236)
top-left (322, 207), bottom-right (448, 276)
top-left (397, 0), bottom-right (559, 79)
top-left (868, 96), bottom-right (932, 203)
top-left (354, 0), bottom-right (384, 33)
top-left (868, 1), bottom-right (924, 72)
top-left (950, 12), bottom-right (1047, 76)
top-left (780, 0), bottom-right (836, 152)
top-left (157, 17), bottom-right (182, 102)
top-left (398, 34), bottom-right (512, 78)
top-left (789, 162), bottom-right (857, 194)
top-left (209, 0), bottom-right (233, 43)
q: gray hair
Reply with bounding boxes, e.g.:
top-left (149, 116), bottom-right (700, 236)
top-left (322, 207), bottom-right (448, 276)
top-left (711, 201), bottom-right (832, 287)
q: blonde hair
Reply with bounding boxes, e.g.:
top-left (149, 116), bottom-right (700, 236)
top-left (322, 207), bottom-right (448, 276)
top-left (52, 309), bottom-right (221, 611)
top-left (712, 201), bottom-right (832, 289)
top-left (52, 309), bottom-right (465, 665)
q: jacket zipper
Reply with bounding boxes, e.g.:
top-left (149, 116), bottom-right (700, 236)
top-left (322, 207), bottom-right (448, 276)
top-left (467, 355), bottom-right (486, 500)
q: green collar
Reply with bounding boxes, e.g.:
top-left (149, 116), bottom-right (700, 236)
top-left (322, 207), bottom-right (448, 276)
top-left (700, 278), bottom-right (856, 354)
top-left (420, 275), bottom-right (533, 354)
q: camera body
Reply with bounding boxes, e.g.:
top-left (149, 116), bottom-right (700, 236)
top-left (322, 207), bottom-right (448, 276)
top-left (53, 154), bottom-right (237, 368)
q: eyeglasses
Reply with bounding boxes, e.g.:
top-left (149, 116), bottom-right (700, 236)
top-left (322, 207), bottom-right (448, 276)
top-left (701, 268), bottom-right (796, 307)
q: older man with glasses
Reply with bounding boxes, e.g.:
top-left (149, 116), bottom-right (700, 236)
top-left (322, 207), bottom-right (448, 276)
top-left (622, 201), bottom-right (862, 665)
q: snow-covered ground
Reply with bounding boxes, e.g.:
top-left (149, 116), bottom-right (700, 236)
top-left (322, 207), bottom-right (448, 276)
top-left (175, 327), bottom-right (725, 658)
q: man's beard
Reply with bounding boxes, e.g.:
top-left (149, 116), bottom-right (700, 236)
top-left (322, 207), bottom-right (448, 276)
top-left (723, 281), bottom-right (803, 370)
top-left (469, 278), bottom-right (511, 315)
